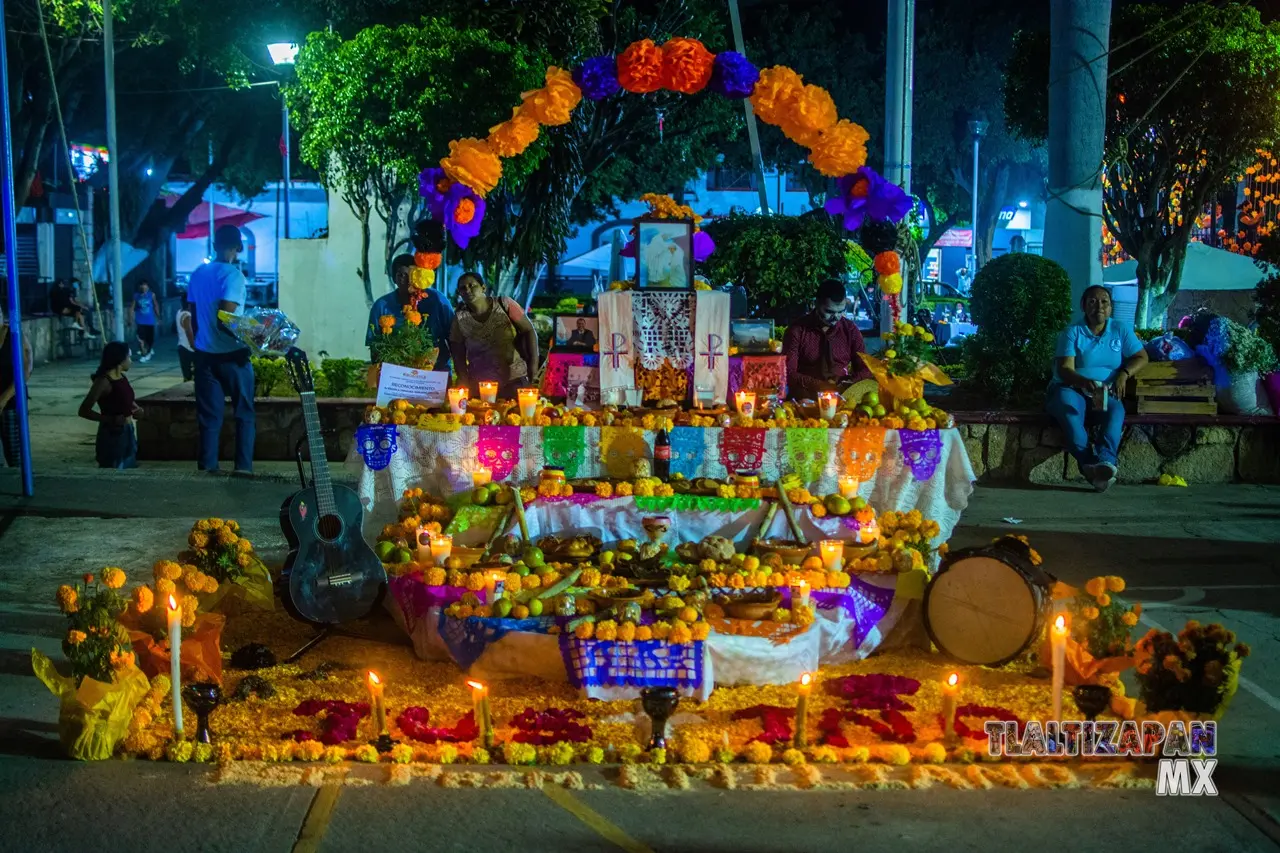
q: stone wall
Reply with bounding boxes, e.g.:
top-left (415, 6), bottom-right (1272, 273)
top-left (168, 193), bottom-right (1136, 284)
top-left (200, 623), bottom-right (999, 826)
top-left (959, 419), bottom-right (1280, 485)
top-left (135, 385), bottom-right (367, 463)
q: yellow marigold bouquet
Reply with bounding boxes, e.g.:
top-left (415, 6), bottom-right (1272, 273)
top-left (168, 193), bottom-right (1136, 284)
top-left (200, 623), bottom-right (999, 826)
top-left (1071, 575), bottom-right (1140, 658)
top-left (1135, 621), bottom-right (1249, 716)
top-left (182, 518), bottom-right (259, 585)
top-left (871, 510), bottom-right (941, 572)
top-left (51, 569), bottom-right (134, 684)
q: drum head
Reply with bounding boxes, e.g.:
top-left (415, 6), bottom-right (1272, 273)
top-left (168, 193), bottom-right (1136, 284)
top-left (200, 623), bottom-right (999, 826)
top-left (925, 555), bottom-right (1038, 666)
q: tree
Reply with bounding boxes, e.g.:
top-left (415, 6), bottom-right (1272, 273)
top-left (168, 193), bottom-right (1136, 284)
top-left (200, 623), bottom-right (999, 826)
top-left (286, 18), bottom-right (545, 305)
top-left (1006, 3), bottom-right (1280, 326)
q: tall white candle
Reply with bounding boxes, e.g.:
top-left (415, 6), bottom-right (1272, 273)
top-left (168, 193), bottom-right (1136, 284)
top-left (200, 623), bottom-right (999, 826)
top-left (1051, 613), bottom-right (1068, 723)
top-left (167, 595), bottom-right (183, 736)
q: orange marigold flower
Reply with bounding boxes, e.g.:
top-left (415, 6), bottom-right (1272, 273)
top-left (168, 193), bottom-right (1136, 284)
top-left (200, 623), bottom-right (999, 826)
top-left (133, 585), bottom-right (155, 614)
top-left (56, 585), bottom-right (79, 614)
top-left (808, 119), bottom-right (870, 178)
top-left (780, 83), bottom-right (838, 147)
top-left (102, 567), bottom-right (126, 589)
top-left (517, 67), bottom-right (581, 127)
top-left (617, 39), bottom-right (664, 93)
top-left (67, 630), bottom-right (87, 645)
top-left (415, 252), bottom-right (442, 271)
top-left (378, 315), bottom-right (396, 334)
top-left (750, 66), bottom-right (804, 127)
top-left (873, 251), bottom-right (901, 275)
top-left (487, 109), bottom-right (541, 158)
top-left (660, 37), bottom-right (714, 94)
top-left (441, 138), bottom-right (502, 196)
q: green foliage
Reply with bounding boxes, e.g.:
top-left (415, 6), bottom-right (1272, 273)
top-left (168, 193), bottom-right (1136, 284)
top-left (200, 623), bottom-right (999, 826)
top-left (1255, 276), bottom-right (1280, 357)
top-left (699, 213), bottom-right (849, 322)
top-left (1211, 318), bottom-right (1278, 375)
top-left (1134, 328), bottom-right (1165, 343)
top-left (1136, 621), bottom-right (1249, 714)
top-left (251, 357), bottom-right (288, 399)
top-left (1006, 3), bottom-right (1280, 324)
top-left (961, 254), bottom-right (1072, 405)
top-left (59, 578), bottom-right (131, 685)
top-left (369, 317), bottom-right (438, 372)
top-left (316, 359), bottom-right (369, 399)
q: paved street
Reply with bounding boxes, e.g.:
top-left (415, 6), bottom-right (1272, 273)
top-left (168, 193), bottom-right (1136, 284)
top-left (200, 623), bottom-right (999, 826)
top-left (1, 351), bottom-right (1278, 852)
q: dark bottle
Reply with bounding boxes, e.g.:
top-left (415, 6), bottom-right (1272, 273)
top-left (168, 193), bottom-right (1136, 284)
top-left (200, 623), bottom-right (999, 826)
top-left (653, 427), bottom-right (671, 481)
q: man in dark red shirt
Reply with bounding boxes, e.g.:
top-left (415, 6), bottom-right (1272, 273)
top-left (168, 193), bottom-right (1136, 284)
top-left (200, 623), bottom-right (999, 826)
top-left (782, 279), bottom-right (873, 400)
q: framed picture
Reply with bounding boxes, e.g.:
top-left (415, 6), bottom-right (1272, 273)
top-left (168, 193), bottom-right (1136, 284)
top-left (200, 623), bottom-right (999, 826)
top-left (635, 217), bottom-right (694, 290)
top-left (731, 320), bottom-right (775, 353)
top-left (555, 315), bottom-right (599, 350)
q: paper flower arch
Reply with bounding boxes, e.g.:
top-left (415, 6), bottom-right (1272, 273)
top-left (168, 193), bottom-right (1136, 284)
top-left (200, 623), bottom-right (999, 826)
top-left (421, 38), bottom-right (908, 251)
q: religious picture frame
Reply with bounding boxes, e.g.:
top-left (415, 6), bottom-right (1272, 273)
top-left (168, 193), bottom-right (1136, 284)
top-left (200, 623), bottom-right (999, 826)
top-left (635, 217), bottom-right (694, 290)
top-left (554, 315), bottom-right (599, 350)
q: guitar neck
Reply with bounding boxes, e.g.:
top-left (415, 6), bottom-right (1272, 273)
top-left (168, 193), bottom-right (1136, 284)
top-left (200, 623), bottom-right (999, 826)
top-left (300, 392), bottom-right (335, 513)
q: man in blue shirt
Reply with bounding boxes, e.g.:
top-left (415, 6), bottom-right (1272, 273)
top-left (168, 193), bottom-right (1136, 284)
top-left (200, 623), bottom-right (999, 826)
top-left (1046, 285), bottom-right (1149, 492)
top-left (366, 254), bottom-right (454, 371)
top-left (186, 225), bottom-right (255, 475)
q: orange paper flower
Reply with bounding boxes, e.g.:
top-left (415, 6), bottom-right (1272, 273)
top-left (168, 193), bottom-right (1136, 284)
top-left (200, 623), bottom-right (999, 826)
top-left (518, 67), bottom-right (582, 127)
top-left (749, 66), bottom-right (804, 127)
top-left (486, 108), bottom-right (541, 158)
top-left (780, 83), bottom-right (838, 147)
top-left (441, 138), bottom-right (502, 197)
top-left (454, 198), bottom-right (477, 225)
top-left (808, 119), bottom-right (870, 177)
top-left (618, 39), bottom-right (664, 93)
top-left (660, 37), bottom-right (714, 94)
top-left (415, 252), bottom-right (442, 270)
top-left (874, 251), bottom-right (901, 275)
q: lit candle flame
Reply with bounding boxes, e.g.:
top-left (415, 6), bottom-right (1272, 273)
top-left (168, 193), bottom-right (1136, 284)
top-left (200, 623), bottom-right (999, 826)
top-left (368, 671), bottom-right (381, 686)
top-left (799, 672), bottom-right (812, 687)
top-left (167, 594), bottom-right (178, 611)
top-left (1053, 614), bottom-right (1067, 632)
top-left (466, 680), bottom-right (485, 691)
top-left (947, 672), bottom-right (959, 687)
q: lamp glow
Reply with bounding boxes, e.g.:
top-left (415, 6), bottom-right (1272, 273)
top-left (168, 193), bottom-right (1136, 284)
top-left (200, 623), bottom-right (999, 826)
top-left (268, 43), bottom-right (300, 65)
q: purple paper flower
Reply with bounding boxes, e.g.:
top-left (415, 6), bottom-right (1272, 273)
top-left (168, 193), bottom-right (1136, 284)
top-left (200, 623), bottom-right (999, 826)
top-left (709, 51), bottom-right (759, 98)
top-left (692, 229), bottom-right (716, 262)
top-left (444, 183), bottom-right (486, 251)
top-left (573, 55), bottom-right (621, 101)
top-left (418, 167), bottom-right (452, 220)
top-left (823, 166), bottom-right (913, 232)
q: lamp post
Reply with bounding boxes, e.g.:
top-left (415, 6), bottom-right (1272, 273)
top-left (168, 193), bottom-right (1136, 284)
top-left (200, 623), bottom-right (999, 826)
top-left (968, 119), bottom-right (988, 279)
top-left (268, 43), bottom-right (298, 240)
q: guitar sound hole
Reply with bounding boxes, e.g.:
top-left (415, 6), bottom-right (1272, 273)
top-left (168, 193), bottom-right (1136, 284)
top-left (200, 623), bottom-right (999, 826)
top-left (317, 514), bottom-right (343, 541)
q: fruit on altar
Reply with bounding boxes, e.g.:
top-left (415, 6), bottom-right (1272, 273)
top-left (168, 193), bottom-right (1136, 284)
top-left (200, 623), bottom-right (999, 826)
top-left (800, 556), bottom-right (824, 572)
top-left (522, 546), bottom-right (546, 568)
top-left (824, 495), bottom-right (852, 516)
top-left (392, 547), bottom-right (413, 564)
top-left (618, 539), bottom-right (638, 554)
top-left (493, 599), bottom-right (513, 618)
top-left (637, 541), bottom-right (665, 561)
top-left (471, 487), bottom-right (492, 506)
top-left (512, 604), bottom-right (530, 619)
top-left (375, 541), bottom-right (396, 561)
top-left (698, 535), bottom-right (736, 562)
top-left (527, 598), bottom-right (544, 617)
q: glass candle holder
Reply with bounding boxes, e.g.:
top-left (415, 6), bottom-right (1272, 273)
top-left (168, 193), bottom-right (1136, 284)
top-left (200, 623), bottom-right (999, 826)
top-left (478, 382), bottom-right (499, 404)
top-left (518, 388), bottom-right (539, 419)
top-left (472, 468), bottom-right (493, 488)
top-left (837, 475), bottom-right (859, 499)
top-left (790, 579), bottom-right (810, 608)
top-left (819, 539), bottom-right (844, 572)
top-left (429, 534), bottom-right (453, 567)
top-left (818, 391), bottom-right (839, 421)
top-left (735, 391), bottom-right (756, 419)
top-left (448, 387), bottom-right (469, 415)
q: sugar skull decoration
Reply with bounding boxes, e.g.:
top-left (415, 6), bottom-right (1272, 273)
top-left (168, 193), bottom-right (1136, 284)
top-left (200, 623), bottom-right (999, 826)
top-left (355, 424), bottom-right (399, 471)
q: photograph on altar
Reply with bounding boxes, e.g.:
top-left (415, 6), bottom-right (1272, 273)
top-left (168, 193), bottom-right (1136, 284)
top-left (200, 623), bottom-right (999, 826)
top-left (555, 316), bottom-right (599, 350)
top-left (731, 320), bottom-right (775, 353)
top-left (636, 218), bottom-right (694, 290)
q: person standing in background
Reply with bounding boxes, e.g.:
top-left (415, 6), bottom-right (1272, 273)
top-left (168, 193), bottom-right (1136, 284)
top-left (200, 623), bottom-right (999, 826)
top-left (175, 303), bottom-right (195, 381)
top-left (781, 278), bottom-right (873, 399)
top-left (0, 320), bottom-right (32, 468)
top-left (132, 281), bottom-right (158, 363)
top-left (365, 254), bottom-right (454, 371)
top-left (187, 225), bottom-right (255, 475)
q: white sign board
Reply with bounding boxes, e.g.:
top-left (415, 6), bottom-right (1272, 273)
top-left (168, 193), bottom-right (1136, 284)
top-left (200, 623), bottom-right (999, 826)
top-left (375, 364), bottom-right (449, 407)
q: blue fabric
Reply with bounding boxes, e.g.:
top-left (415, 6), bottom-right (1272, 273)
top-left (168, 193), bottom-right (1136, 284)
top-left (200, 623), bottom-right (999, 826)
top-left (437, 611), bottom-right (550, 671)
top-left (559, 637), bottom-right (704, 690)
top-left (1045, 383), bottom-right (1124, 467)
top-left (194, 354), bottom-right (256, 472)
top-left (668, 426), bottom-right (704, 480)
top-left (365, 288), bottom-right (455, 372)
top-left (1053, 319), bottom-right (1144, 385)
top-left (133, 291), bottom-right (157, 326)
top-left (187, 262), bottom-right (249, 354)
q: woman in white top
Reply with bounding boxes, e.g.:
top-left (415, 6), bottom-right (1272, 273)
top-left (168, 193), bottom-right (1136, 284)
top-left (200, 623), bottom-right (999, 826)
top-left (176, 306), bottom-right (195, 381)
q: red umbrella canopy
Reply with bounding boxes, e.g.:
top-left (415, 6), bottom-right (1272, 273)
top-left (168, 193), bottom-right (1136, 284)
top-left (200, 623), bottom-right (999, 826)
top-left (163, 194), bottom-right (264, 240)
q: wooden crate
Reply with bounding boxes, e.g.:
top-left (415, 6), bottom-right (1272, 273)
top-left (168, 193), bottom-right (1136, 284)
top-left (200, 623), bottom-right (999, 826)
top-left (1130, 358), bottom-right (1217, 415)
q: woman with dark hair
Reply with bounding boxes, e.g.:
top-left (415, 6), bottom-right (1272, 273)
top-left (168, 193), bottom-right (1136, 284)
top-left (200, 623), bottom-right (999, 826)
top-left (449, 272), bottom-right (539, 399)
top-left (78, 341), bottom-right (142, 469)
top-left (1046, 285), bottom-right (1148, 492)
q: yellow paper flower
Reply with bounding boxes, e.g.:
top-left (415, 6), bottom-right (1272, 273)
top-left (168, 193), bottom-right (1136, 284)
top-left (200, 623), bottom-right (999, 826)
top-left (749, 66), bottom-right (803, 127)
top-left (441, 138), bottom-right (502, 197)
top-left (487, 108), bottom-right (541, 158)
top-left (780, 84), bottom-right (838, 147)
top-left (518, 67), bottom-right (582, 127)
top-left (808, 119), bottom-right (871, 177)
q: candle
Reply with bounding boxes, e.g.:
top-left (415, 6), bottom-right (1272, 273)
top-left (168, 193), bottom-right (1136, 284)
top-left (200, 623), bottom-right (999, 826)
top-left (167, 595), bottom-right (183, 736)
top-left (818, 391), bottom-right (839, 421)
top-left (790, 579), bottom-right (810, 608)
top-left (467, 680), bottom-right (493, 748)
top-left (415, 525), bottom-right (432, 563)
top-left (486, 571), bottom-right (506, 600)
top-left (793, 672), bottom-right (812, 748)
top-left (819, 539), bottom-right (844, 573)
top-left (367, 671), bottom-right (387, 735)
top-left (471, 467), bottom-right (493, 488)
top-left (941, 672), bottom-right (960, 743)
top-left (429, 534), bottom-right (453, 567)
top-left (448, 387), bottom-right (469, 414)
top-left (735, 391), bottom-right (756, 419)
top-left (478, 381), bottom-right (499, 404)
top-left (837, 475), bottom-right (859, 499)
top-left (518, 387), bottom-right (539, 419)
top-left (1051, 613), bottom-right (1068, 723)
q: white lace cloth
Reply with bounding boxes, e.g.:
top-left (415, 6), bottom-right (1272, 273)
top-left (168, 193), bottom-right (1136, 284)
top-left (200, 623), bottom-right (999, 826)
top-left (632, 292), bottom-right (695, 369)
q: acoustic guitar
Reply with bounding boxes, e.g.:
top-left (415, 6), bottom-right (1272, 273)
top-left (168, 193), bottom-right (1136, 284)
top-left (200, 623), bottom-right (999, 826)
top-left (279, 347), bottom-right (386, 625)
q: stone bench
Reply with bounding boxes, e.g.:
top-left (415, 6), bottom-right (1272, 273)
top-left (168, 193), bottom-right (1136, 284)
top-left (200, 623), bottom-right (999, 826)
top-left (952, 411), bottom-right (1280, 485)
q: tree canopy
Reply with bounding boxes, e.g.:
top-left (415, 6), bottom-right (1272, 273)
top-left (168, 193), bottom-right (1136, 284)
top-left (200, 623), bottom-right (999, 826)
top-left (1005, 2), bottom-right (1280, 325)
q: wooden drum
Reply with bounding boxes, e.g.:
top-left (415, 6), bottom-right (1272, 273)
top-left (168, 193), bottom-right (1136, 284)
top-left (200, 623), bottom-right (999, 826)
top-left (923, 538), bottom-right (1055, 666)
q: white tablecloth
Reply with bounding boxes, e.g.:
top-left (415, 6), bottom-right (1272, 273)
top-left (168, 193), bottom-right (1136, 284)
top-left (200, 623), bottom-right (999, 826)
top-left (357, 426), bottom-right (976, 545)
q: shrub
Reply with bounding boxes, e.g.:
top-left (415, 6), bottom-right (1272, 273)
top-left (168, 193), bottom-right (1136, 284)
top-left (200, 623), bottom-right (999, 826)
top-left (1255, 273), bottom-right (1280, 358)
top-left (317, 358), bottom-right (368, 398)
top-left (700, 212), bottom-right (849, 322)
top-left (961, 254), bottom-right (1072, 405)
top-left (251, 357), bottom-right (288, 398)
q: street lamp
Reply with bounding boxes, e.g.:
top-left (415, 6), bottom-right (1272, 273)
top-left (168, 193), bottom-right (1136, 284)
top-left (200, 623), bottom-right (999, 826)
top-left (968, 119), bottom-right (988, 280)
top-left (269, 43), bottom-right (298, 240)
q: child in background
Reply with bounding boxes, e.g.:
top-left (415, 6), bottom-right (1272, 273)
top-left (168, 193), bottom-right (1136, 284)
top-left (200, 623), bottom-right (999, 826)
top-left (78, 342), bottom-right (142, 469)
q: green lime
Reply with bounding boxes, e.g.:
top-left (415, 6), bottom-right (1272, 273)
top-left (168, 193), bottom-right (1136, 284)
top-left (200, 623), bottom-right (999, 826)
top-left (393, 547), bottom-right (413, 564)
top-left (494, 599), bottom-right (513, 618)
top-left (375, 540), bottom-right (396, 561)
top-left (522, 546), bottom-right (546, 568)
top-left (527, 598), bottom-right (544, 617)
top-left (471, 488), bottom-right (492, 506)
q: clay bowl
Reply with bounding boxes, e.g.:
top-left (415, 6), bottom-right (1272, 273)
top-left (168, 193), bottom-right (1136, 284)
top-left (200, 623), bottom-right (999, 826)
top-left (725, 591), bottom-right (783, 621)
top-left (751, 538), bottom-right (813, 566)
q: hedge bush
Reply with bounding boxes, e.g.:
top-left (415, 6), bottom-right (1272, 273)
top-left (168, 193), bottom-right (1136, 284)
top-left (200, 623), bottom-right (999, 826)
top-left (962, 253), bottom-right (1072, 405)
